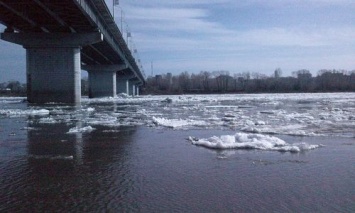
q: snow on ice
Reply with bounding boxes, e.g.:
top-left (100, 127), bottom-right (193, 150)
top-left (189, 133), bottom-right (323, 152)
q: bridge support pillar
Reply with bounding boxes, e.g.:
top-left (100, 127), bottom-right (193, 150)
top-left (88, 71), bottom-right (116, 98)
top-left (136, 86), bottom-right (140, 96)
top-left (0, 32), bottom-right (102, 104)
top-left (116, 79), bottom-right (129, 95)
top-left (128, 81), bottom-right (139, 96)
top-left (116, 78), bottom-right (140, 96)
top-left (131, 84), bottom-right (136, 96)
top-left (131, 84), bottom-right (140, 97)
top-left (83, 65), bottom-right (126, 98)
top-left (128, 80), bottom-right (141, 97)
top-left (25, 47), bottom-right (82, 104)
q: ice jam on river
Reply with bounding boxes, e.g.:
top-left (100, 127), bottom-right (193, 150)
top-left (1, 93), bottom-right (354, 153)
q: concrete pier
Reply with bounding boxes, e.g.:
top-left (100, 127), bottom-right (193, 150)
top-left (88, 71), bottom-right (116, 98)
top-left (83, 65), bottom-right (126, 98)
top-left (116, 77), bottom-right (140, 96)
top-left (116, 79), bottom-right (129, 95)
top-left (1, 32), bottom-right (102, 104)
top-left (136, 86), bottom-right (140, 96)
top-left (26, 47), bottom-right (82, 104)
top-left (129, 80), bottom-right (141, 97)
top-left (129, 82), bottom-right (135, 96)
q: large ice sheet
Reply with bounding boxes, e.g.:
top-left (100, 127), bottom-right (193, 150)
top-left (189, 133), bottom-right (323, 152)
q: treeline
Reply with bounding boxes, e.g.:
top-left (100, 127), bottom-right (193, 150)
top-left (143, 69), bottom-right (355, 94)
top-left (0, 79), bottom-right (89, 96)
top-left (0, 81), bottom-right (26, 96)
top-left (2, 69), bottom-right (354, 97)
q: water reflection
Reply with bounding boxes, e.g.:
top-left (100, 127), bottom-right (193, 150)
top-left (28, 122), bottom-right (78, 161)
top-left (1, 114), bottom-right (141, 212)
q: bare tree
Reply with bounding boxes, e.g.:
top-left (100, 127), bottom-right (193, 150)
top-left (178, 71), bottom-right (190, 92)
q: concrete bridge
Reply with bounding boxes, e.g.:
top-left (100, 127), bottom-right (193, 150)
top-left (0, 0), bottom-right (145, 104)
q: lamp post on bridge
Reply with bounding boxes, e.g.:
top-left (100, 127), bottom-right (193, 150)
top-left (112, 0), bottom-right (145, 80)
top-left (113, 0), bottom-right (123, 32)
top-left (113, 0), bottom-right (119, 14)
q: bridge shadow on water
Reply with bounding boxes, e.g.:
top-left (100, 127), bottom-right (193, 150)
top-left (1, 106), bottom-right (142, 212)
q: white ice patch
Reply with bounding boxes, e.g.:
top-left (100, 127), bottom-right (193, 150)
top-left (21, 127), bottom-right (38, 131)
top-left (86, 107), bottom-right (95, 112)
top-left (38, 117), bottom-right (60, 124)
top-left (152, 117), bottom-right (206, 129)
top-left (0, 99), bottom-right (24, 104)
top-left (31, 109), bottom-right (50, 115)
top-left (117, 93), bottom-right (129, 98)
top-left (255, 120), bottom-right (266, 125)
top-left (241, 124), bottom-right (321, 136)
top-left (29, 155), bottom-right (74, 160)
top-left (0, 109), bottom-right (50, 117)
top-left (86, 114), bottom-right (118, 126)
top-left (189, 133), bottom-right (323, 152)
top-left (205, 105), bottom-right (239, 108)
top-left (67, 126), bottom-right (95, 134)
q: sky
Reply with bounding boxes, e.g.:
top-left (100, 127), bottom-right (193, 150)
top-left (0, 0), bottom-right (354, 82)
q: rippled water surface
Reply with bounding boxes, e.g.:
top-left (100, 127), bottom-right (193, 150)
top-left (0, 93), bottom-right (354, 212)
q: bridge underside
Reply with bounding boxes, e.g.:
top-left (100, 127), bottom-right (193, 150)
top-left (0, 0), bottom-right (144, 104)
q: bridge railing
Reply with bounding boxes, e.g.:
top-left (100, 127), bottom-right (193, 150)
top-left (109, 2), bottom-right (146, 79)
top-left (75, 0), bottom-right (145, 81)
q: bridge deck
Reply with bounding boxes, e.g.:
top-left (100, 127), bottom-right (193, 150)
top-left (0, 0), bottom-right (144, 83)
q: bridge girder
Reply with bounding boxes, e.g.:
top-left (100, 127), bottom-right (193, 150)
top-left (0, 0), bottom-right (145, 84)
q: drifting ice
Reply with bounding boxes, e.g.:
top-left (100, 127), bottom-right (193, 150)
top-left (67, 126), bottom-right (95, 134)
top-left (152, 116), bottom-right (206, 129)
top-left (0, 109), bottom-right (50, 116)
top-left (189, 132), bottom-right (323, 152)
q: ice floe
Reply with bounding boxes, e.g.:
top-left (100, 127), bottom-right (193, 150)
top-left (29, 154), bottom-right (74, 160)
top-left (67, 126), bottom-right (95, 134)
top-left (152, 117), bottom-right (207, 129)
top-left (0, 109), bottom-right (50, 117)
top-left (84, 107), bottom-right (95, 112)
top-left (189, 133), bottom-right (323, 152)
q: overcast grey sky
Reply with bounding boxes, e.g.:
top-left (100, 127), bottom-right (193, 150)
top-left (1, 0), bottom-right (354, 82)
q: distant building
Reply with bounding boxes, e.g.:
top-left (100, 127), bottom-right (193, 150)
top-left (166, 73), bottom-right (172, 85)
top-left (155, 75), bottom-right (162, 84)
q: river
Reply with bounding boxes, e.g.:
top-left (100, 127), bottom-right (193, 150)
top-left (0, 93), bottom-right (354, 212)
